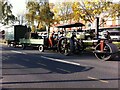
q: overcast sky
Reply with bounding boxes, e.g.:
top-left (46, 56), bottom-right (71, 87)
top-left (8, 0), bottom-right (26, 16)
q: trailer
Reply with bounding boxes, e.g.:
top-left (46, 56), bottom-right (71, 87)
top-left (19, 32), bottom-right (54, 52)
top-left (19, 38), bottom-right (45, 52)
top-left (5, 25), bottom-right (27, 47)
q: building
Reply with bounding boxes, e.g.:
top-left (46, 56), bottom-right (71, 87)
top-left (106, 16), bottom-right (120, 27)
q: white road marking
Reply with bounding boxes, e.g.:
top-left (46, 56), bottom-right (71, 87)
top-left (11, 50), bottom-right (26, 55)
top-left (88, 76), bottom-right (98, 80)
top-left (41, 56), bottom-right (81, 66)
top-left (37, 63), bottom-right (47, 66)
top-left (56, 68), bottom-right (71, 73)
top-left (88, 76), bottom-right (109, 83)
top-left (99, 80), bottom-right (109, 83)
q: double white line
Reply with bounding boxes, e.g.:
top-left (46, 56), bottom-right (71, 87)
top-left (11, 50), bottom-right (26, 55)
top-left (88, 76), bottom-right (109, 83)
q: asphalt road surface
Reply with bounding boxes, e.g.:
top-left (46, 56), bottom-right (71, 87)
top-left (1, 44), bottom-right (120, 89)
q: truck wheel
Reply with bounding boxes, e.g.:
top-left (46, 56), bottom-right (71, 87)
top-left (39, 45), bottom-right (44, 52)
top-left (7, 41), bottom-right (11, 47)
top-left (22, 44), bottom-right (26, 50)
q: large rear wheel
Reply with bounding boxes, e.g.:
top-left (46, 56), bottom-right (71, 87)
top-left (58, 38), bottom-right (71, 56)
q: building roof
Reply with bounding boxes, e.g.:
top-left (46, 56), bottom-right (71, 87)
top-left (56, 23), bottom-right (85, 28)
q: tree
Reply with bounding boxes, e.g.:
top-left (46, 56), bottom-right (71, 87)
top-left (107, 2), bottom-right (120, 19)
top-left (39, 2), bottom-right (54, 25)
top-left (26, 1), bottom-right (54, 33)
top-left (39, 2), bottom-right (54, 34)
top-left (52, 2), bottom-right (73, 24)
top-left (0, 0), bottom-right (2, 21)
top-left (72, 0), bottom-right (112, 24)
top-left (72, 2), bottom-right (82, 23)
top-left (26, 1), bottom-right (39, 27)
top-left (51, 0), bottom-right (120, 27)
top-left (51, 3), bottom-right (61, 24)
top-left (2, 1), bottom-right (15, 25)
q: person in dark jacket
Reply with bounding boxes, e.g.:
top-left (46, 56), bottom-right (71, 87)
top-left (105, 31), bottom-right (111, 40)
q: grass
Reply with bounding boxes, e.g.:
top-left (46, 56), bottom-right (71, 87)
top-left (112, 41), bottom-right (120, 49)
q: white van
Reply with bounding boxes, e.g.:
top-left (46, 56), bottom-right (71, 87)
top-left (100, 30), bottom-right (120, 41)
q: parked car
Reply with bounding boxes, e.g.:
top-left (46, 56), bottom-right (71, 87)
top-left (99, 30), bottom-right (120, 41)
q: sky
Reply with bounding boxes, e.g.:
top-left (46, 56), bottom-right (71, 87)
top-left (8, 0), bottom-right (26, 16)
top-left (8, 0), bottom-right (66, 16)
top-left (8, 0), bottom-right (120, 16)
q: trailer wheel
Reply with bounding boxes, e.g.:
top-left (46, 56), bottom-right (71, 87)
top-left (39, 45), bottom-right (44, 52)
top-left (94, 43), bottom-right (118, 61)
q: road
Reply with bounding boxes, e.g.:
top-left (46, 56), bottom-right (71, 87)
top-left (1, 44), bottom-right (120, 89)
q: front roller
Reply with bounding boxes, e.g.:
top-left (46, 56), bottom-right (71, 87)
top-left (94, 41), bottom-right (118, 61)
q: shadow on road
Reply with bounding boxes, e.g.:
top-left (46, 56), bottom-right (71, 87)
top-left (2, 55), bottom-right (94, 75)
top-left (2, 51), bottom-right (94, 75)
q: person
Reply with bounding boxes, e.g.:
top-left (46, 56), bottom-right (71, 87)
top-left (70, 30), bottom-right (76, 53)
top-left (89, 30), bottom-right (95, 39)
top-left (58, 29), bottom-right (64, 38)
top-left (34, 32), bottom-right (38, 39)
top-left (71, 30), bottom-right (76, 40)
top-left (105, 31), bottom-right (111, 40)
top-left (77, 28), bottom-right (82, 32)
top-left (49, 31), bottom-right (55, 47)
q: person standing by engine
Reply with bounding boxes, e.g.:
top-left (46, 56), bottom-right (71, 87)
top-left (49, 31), bottom-right (55, 47)
top-left (105, 31), bottom-right (111, 40)
top-left (105, 31), bottom-right (112, 43)
top-left (70, 30), bottom-right (76, 53)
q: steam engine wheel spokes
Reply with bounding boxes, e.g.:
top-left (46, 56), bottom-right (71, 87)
top-left (58, 38), bottom-right (70, 56)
